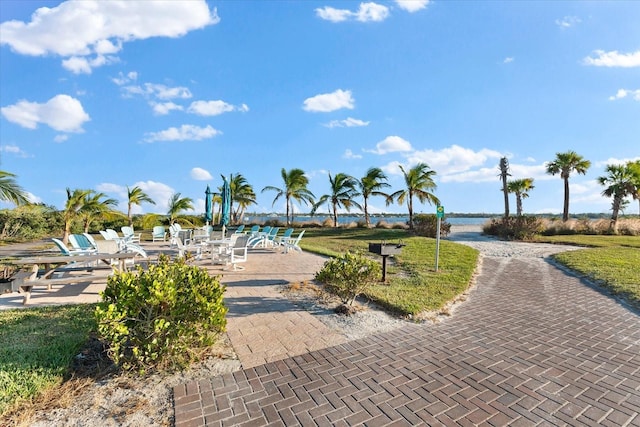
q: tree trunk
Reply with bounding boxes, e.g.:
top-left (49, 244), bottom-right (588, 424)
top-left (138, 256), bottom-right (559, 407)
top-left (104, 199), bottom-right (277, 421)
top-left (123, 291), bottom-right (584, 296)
top-left (63, 222), bottom-right (72, 245)
top-left (408, 193), bottom-right (414, 229)
top-left (502, 175), bottom-right (509, 219)
top-left (286, 197), bottom-right (291, 226)
top-left (332, 201), bottom-right (338, 227)
top-left (610, 196), bottom-right (621, 234)
top-left (364, 197), bottom-right (370, 227)
top-left (516, 194), bottom-right (523, 217)
top-left (563, 176), bottom-right (570, 221)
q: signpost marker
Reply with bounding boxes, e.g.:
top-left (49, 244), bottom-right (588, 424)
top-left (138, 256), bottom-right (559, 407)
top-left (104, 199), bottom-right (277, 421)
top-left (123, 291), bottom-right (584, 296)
top-left (435, 205), bottom-right (444, 271)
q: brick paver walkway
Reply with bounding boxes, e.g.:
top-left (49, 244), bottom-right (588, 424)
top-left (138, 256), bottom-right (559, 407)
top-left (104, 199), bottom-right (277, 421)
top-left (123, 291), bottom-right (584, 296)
top-left (175, 249), bottom-right (640, 426)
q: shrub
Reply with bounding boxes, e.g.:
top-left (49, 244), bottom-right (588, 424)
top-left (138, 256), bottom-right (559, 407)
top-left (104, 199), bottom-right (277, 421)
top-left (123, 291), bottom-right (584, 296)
top-left (483, 216), bottom-right (545, 240)
top-left (315, 251), bottom-right (381, 307)
top-left (95, 255), bottom-right (227, 374)
top-left (412, 214), bottom-right (451, 238)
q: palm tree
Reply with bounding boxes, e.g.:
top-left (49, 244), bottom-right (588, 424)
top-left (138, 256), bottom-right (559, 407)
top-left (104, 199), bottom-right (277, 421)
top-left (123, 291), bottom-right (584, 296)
top-left (228, 173), bottom-right (256, 224)
top-left (262, 168), bottom-right (315, 226)
top-left (507, 178), bottom-right (535, 217)
top-left (390, 163), bottom-right (440, 230)
top-left (127, 186), bottom-right (155, 226)
top-left (546, 150), bottom-right (591, 221)
top-left (627, 160), bottom-right (640, 216)
top-left (598, 163), bottom-right (636, 233)
top-left (498, 157), bottom-right (511, 219)
top-left (358, 167), bottom-right (391, 227)
top-left (167, 192), bottom-right (194, 224)
top-left (312, 172), bottom-right (361, 227)
top-left (0, 170), bottom-right (30, 206)
top-left (62, 188), bottom-right (92, 244)
top-left (79, 191), bottom-right (118, 233)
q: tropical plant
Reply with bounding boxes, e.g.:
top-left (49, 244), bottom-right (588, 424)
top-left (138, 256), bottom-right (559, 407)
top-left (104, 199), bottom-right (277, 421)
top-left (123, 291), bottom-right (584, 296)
top-left (167, 192), bottom-right (194, 224)
top-left (546, 150), bottom-right (591, 221)
top-left (79, 191), bottom-right (118, 233)
top-left (127, 186), bottom-right (155, 226)
top-left (0, 170), bottom-right (30, 206)
top-left (311, 172), bottom-right (361, 227)
top-left (390, 163), bottom-right (440, 230)
top-left (358, 167), bottom-right (392, 227)
top-left (315, 251), bottom-right (381, 307)
top-left (627, 160), bottom-right (640, 216)
top-left (62, 188), bottom-right (92, 244)
top-left (498, 157), bottom-right (511, 218)
top-left (598, 163), bottom-right (636, 233)
top-left (507, 178), bottom-right (535, 217)
top-left (262, 168), bottom-right (315, 226)
top-left (228, 173), bottom-right (256, 224)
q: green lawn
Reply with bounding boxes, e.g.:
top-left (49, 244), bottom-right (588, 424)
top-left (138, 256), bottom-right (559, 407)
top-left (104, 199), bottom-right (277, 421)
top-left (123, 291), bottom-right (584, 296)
top-left (301, 228), bottom-right (479, 315)
top-left (0, 304), bottom-right (97, 415)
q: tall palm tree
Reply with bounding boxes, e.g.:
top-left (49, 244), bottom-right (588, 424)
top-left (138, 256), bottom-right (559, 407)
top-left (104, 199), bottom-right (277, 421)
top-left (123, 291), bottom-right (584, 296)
top-left (167, 192), bottom-right (194, 224)
top-left (127, 185), bottom-right (155, 226)
top-left (627, 160), bottom-right (640, 216)
top-left (79, 191), bottom-right (118, 233)
top-left (507, 178), bottom-right (535, 217)
top-left (390, 163), bottom-right (440, 230)
top-left (546, 150), bottom-right (591, 221)
top-left (312, 172), bottom-right (361, 227)
top-left (598, 163), bottom-right (636, 233)
top-left (62, 188), bottom-right (92, 244)
top-left (358, 167), bottom-right (392, 228)
top-left (262, 168), bottom-right (315, 226)
top-left (0, 170), bottom-right (30, 206)
top-left (228, 173), bottom-right (256, 224)
top-left (498, 157), bottom-right (511, 219)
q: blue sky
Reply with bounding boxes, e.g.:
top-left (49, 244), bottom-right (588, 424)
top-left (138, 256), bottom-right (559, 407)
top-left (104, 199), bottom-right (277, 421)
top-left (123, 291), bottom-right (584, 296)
top-left (1, 1), bottom-right (639, 217)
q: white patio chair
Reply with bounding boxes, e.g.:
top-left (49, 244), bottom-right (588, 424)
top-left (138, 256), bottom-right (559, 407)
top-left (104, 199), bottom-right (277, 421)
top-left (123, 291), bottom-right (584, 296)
top-left (283, 230), bottom-right (305, 253)
top-left (152, 226), bottom-right (167, 242)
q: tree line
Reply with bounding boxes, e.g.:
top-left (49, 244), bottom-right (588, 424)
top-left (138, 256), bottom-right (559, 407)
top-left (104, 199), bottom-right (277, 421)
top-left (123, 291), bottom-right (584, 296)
top-left (2, 150), bottom-right (640, 237)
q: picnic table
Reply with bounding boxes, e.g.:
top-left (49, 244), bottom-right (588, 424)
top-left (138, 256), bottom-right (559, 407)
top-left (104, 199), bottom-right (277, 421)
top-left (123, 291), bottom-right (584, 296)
top-left (2, 252), bottom-right (137, 305)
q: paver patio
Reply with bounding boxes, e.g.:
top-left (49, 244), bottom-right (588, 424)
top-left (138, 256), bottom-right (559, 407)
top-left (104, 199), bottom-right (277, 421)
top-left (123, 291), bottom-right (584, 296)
top-left (175, 250), bottom-right (640, 426)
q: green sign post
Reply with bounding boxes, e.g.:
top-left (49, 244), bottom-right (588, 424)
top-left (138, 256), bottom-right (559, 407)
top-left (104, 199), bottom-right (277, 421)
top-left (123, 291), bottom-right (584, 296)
top-left (435, 206), bottom-right (444, 271)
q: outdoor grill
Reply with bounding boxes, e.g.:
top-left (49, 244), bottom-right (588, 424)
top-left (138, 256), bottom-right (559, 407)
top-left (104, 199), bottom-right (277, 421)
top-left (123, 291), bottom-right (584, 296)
top-left (368, 241), bottom-right (405, 282)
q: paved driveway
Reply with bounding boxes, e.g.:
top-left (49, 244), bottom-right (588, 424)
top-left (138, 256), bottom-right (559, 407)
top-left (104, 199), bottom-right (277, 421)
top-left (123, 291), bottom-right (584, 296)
top-left (174, 242), bottom-right (640, 426)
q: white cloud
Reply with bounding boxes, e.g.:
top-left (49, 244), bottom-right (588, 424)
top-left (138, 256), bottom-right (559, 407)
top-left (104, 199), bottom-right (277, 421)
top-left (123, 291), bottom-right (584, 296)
top-left (409, 145), bottom-right (503, 176)
top-left (395, 0), bottom-right (430, 13)
top-left (595, 156), bottom-right (640, 168)
top-left (123, 83), bottom-right (192, 100)
top-left (62, 54), bottom-right (118, 74)
top-left (608, 89), bottom-right (640, 101)
top-left (343, 149), bottom-right (363, 159)
top-left (324, 117), bottom-right (370, 128)
top-left (583, 50), bottom-right (640, 68)
top-left (191, 167), bottom-right (213, 180)
top-left (380, 160), bottom-right (404, 176)
top-left (1, 94), bottom-right (90, 132)
top-left (303, 89), bottom-right (354, 113)
top-left (503, 57), bottom-right (514, 64)
top-left (555, 16), bottom-right (581, 29)
top-left (111, 71), bottom-right (138, 86)
top-left (316, 2), bottom-right (389, 23)
top-left (151, 102), bottom-right (184, 115)
top-left (143, 124), bottom-right (221, 142)
top-left (0, 0), bottom-right (219, 73)
top-left (54, 134), bottom-right (69, 143)
top-left (0, 144), bottom-right (30, 158)
top-left (187, 100), bottom-right (249, 116)
top-left (26, 192), bottom-right (42, 204)
top-left (367, 136), bottom-right (413, 154)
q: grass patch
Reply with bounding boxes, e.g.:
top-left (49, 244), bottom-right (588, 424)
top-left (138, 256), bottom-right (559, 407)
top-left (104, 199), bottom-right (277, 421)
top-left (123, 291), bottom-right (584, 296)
top-left (552, 248), bottom-right (640, 307)
top-left (533, 234), bottom-right (640, 248)
top-left (0, 304), bottom-right (97, 417)
top-left (302, 228), bottom-right (479, 316)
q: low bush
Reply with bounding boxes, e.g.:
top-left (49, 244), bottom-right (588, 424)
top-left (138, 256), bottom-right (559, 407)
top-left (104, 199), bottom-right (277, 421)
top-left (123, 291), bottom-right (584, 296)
top-left (483, 216), bottom-right (545, 240)
top-left (315, 251), bottom-right (381, 307)
top-left (95, 255), bottom-right (227, 374)
top-left (412, 214), bottom-right (450, 238)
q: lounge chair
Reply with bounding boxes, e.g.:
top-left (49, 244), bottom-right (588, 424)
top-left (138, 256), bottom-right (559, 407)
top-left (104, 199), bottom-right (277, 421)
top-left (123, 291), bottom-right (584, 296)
top-left (152, 226), bottom-right (167, 242)
top-left (234, 224), bottom-right (245, 234)
top-left (174, 237), bottom-right (203, 260)
top-left (248, 225), bottom-right (271, 247)
top-left (283, 230), bottom-right (305, 253)
top-left (274, 228), bottom-right (294, 248)
top-left (52, 238), bottom-right (95, 256)
top-left (69, 234), bottom-right (98, 254)
top-left (121, 226), bottom-right (141, 244)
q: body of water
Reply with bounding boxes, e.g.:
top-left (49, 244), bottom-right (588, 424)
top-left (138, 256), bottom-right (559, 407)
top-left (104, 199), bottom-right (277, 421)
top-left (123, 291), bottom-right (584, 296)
top-left (244, 215), bottom-right (493, 226)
